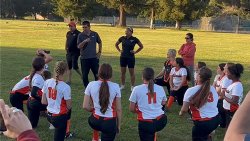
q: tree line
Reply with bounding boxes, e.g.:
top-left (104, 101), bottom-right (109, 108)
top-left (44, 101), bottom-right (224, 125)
top-left (1, 0), bottom-right (250, 28)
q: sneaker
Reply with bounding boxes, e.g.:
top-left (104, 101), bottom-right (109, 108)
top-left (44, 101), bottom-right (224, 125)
top-left (120, 85), bottom-right (125, 90)
top-left (65, 132), bottom-right (74, 139)
top-left (49, 124), bottom-right (55, 130)
top-left (131, 86), bottom-right (134, 91)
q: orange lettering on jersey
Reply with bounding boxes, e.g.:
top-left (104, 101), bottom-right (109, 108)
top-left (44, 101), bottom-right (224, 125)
top-left (147, 92), bottom-right (157, 104)
top-left (48, 87), bottom-right (57, 100)
top-left (207, 92), bottom-right (214, 102)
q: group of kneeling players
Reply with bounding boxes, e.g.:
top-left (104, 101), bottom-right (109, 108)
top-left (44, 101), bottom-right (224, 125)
top-left (7, 46), bottom-right (245, 141)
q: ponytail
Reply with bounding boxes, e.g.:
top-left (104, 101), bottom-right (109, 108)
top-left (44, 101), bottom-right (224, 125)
top-left (99, 81), bottom-right (110, 114)
top-left (29, 69), bottom-right (36, 89)
top-left (190, 80), bottom-right (210, 108)
top-left (148, 79), bottom-right (154, 97)
top-left (190, 67), bottom-right (212, 108)
top-left (53, 61), bottom-right (68, 91)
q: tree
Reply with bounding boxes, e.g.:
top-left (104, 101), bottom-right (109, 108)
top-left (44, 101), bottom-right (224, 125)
top-left (158, 0), bottom-right (210, 29)
top-left (97, 0), bottom-right (144, 27)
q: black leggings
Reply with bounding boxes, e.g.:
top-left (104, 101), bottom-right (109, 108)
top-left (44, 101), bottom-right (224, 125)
top-left (80, 58), bottom-right (99, 87)
top-left (138, 114), bottom-right (167, 141)
top-left (170, 86), bottom-right (188, 105)
top-left (217, 99), bottom-right (226, 128)
top-left (192, 115), bottom-right (220, 141)
top-left (47, 111), bottom-right (71, 141)
top-left (27, 98), bottom-right (47, 128)
top-left (225, 110), bottom-right (235, 128)
top-left (9, 93), bottom-right (29, 111)
top-left (88, 114), bottom-right (117, 141)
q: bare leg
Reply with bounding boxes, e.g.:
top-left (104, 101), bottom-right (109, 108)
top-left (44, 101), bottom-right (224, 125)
top-left (67, 69), bottom-right (72, 83)
top-left (128, 68), bottom-right (135, 87)
top-left (121, 67), bottom-right (126, 86)
top-left (75, 69), bottom-right (82, 78)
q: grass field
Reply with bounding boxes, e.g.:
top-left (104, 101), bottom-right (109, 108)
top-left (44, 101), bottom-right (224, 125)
top-left (0, 19), bottom-right (250, 141)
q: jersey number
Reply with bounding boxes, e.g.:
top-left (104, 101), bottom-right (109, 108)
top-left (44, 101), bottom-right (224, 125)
top-left (48, 87), bottom-right (57, 100)
top-left (147, 92), bottom-right (156, 104)
top-left (207, 93), bottom-right (214, 102)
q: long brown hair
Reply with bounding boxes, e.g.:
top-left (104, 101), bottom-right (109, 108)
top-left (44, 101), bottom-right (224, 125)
top-left (143, 67), bottom-right (155, 97)
top-left (29, 57), bottom-right (45, 89)
top-left (98, 63), bottom-right (112, 114)
top-left (53, 61), bottom-right (68, 90)
top-left (190, 67), bottom-right (212, 108)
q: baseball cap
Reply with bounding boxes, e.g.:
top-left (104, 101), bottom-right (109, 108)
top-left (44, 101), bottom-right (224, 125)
top-left (68, 21), bottom-right (76, 27)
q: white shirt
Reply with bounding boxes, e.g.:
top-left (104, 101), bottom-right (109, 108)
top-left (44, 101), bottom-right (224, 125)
top-left (183, 85), bottom-right (218, 120)
top-left (129, 84), bottom-right (167, 120)
top-left (85, 81), bottom-right (121, 118)
top-left (44, 64), bottom-right (49, 71)
top-left (30, 73), bottom-right (44, 97)
top-left (223, 82), bottom-right (243, 111)
top-left (11, 75), bottom-right (30, 95)
top-left (170, 67), bottom-right (187, 87)
top-left (42, 78), bottom-right (71, 114)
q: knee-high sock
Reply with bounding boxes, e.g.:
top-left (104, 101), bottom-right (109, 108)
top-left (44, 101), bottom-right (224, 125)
top-left (167, 96), bottom-right (175, 109)
top-left (92, 130), bottom-right (99, 141)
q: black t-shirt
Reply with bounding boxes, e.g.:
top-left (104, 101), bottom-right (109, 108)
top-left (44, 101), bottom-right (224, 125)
top-left (118, 36), bottom-right (140, 58)
top-left (66, 29), bottom-right (81, 53)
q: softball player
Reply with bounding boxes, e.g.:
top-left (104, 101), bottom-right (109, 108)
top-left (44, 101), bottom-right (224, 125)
top-left (167, 57), bottom-right (190, 110)
top-left (83, 63), bottom-right (122, 141)
top-left (222, 63), bottom-right (244, 128)
top-left (179, 67), bottom-right (220, 141)
top-left (26, 57), bottom-right (46, 128)
top-left (129, 67), bottom-right (167, 141)
top-left (41, 61), bottom-right (72, 141)
top-left (9, 75), bottom-right (30, 111)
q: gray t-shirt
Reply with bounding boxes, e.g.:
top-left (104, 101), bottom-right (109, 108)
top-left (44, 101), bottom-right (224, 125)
top-left (77, 31), bottom-right (101, 59)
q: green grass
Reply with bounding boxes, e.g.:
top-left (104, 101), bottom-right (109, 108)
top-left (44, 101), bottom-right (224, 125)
top-left (0, 19), bottom-right (250, 141)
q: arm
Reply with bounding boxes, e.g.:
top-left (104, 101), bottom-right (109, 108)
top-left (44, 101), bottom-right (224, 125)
top-left (155, 69), bottom-right (165, 79)
top-left (134, 41), bottom-right (143, 54)
top-left (175, 76), bottom-right (187, 90)
top-left (178, 44), bottom-right (185, 55)
top-left (37, 49), bottom-right (53, 64)
top-left (182, 45), bottom-right (196, 57)
top-left (169, 75), bottom-right (174, 89)
top-left (129, 102), bottom-right (137, 113)
top-left (224, 91), bottom-right (250, 141)
top-left (222, 95), bottom-right (240, 105)
top-left (96, 42), bottom-right (102, 59)
top-left (179, 101), bottom-right (190, 116)
top-left (115, 40), bottom-right (122, 52)
top-left (41, 92), bottom-right (47, 105)
top-left (83, 95), bottom-right (94, 112)
top-left (66, 99), bottom-right (72, 110)
top-left (116, 98), bottom-right (122, 132)
top-left (31, 86), bottom-right (41, 101)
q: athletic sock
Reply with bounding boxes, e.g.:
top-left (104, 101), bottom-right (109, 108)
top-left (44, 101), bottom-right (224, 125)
top-left (167, 96), bottom-right (175, 109)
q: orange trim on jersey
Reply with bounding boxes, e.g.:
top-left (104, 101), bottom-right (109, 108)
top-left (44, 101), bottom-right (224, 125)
top-left (138, 114), bottom-right (164, 122)
top-left (136, 104), bottom-right (143, 120)
top-left (230, 104), bottom-right (239, 112)
top-left (38, 89), bottom-right (43, 97)
top-left (190, 105), bottom-right (212, 121)
top-left (111, 97), bottom-right (117, 117)
top-left (10, 86), bottom-right (30, 95)
top-left (59, 98), bottom-right (68, 115)
top-left (93, 113), bottom-right (115, 120)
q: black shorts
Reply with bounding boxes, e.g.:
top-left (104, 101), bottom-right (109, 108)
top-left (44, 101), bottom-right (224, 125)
top-left (66, 53), bottom-right (80, 70)
top-left (120, 57), bottom-right (135, 68)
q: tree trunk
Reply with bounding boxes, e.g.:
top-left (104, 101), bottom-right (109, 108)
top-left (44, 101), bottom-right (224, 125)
top-left (150, 7), bottom-right (155, 29)
top-left (175, 20), bottom-right (181, 29)
top-left (235, 13), bottom-right (240, 34)
top-left (118, 4), bottom-right (126, 27)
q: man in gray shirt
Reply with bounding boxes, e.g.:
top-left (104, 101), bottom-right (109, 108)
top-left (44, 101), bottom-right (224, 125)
top-left (77, 21), bottom-right (102, 87)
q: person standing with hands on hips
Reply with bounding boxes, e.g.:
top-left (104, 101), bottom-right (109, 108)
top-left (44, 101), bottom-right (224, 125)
top-left (65, 21), bottom-right (82, 85)
top-left (77, 21), bottom-right (102, 88)
top-left (115, 27), bottom-right (143, 91)
top-left (178, 33), bottom-right (196, 86)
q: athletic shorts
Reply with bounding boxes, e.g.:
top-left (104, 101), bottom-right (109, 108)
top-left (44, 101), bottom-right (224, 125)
top-left (120, 57), bottom-right (135, 68)
top-left (66, 53), bottom-right (80, 70)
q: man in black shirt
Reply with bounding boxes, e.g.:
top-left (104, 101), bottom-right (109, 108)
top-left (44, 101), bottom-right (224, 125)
top-left (65, 21), bottom-right (82, 84)
top-left (115, 27), bottom-right (143, 91)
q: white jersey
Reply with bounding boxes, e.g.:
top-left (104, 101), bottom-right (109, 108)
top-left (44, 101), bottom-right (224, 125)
top-left (170, 67), bottom-right (188, 87)
top-left (43, 78), bottom-right (71, 114)
top-left (30, 73), bottom-right (44, 97)
top-left (183, 85), bottom-right (219, 120)
top-left (11, 75), bottom-right (30, 95)
top-left (85, 81), bottom-right (121, 118)
top-left (223, 81), bottom-right (243, 111)
top-left (129, 84), bottom-right (167, 120)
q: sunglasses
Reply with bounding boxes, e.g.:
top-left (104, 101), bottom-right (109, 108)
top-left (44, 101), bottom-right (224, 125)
top-left (82, 26), bottom-right (89, 28)
top-left (185, 37), bottom-right (190, 39)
